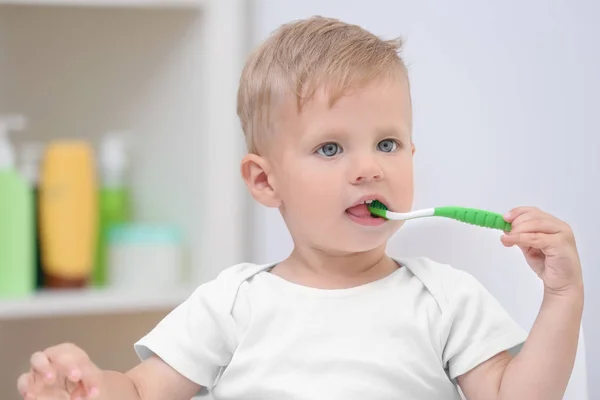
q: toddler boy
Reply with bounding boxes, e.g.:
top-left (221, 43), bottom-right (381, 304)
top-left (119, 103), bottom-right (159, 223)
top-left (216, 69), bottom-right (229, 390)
top-left (18, 16), bottom-right (583, 400)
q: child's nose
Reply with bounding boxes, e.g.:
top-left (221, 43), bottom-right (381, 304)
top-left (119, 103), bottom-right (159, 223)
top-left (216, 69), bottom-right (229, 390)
top-left (351, 156), bottom-right (384, 184)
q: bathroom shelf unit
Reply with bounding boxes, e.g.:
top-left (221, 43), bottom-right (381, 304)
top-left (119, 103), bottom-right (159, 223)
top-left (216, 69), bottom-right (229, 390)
top-left (0, 285), bottom-right (194, 320)
top-left (0, 2), bottom-right (252, 393)
top-left (0, 0), bottom-right (252, 300)
top-left (0, 0), bottom-right (205, 7)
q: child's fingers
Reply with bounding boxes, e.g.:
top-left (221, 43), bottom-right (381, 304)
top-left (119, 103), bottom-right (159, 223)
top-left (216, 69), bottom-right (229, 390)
top-left (508, 219), bottom-right (561, 235)
top-left (501, 232), bottom-right (529, 248)
top-left (504, 206), bottom-right (539, 222)
top-left (44, 344), bottom-right (102, 398)
top-left (18, 373), bottom-right (42, 400)
top-left (506, 206), bottom-right (566, 227)
top-left (30, 351), bottom-right (56, 384)
top-left (17, 372), bottom-right (34, 397)
top-left (501, 232), bottom-right (559, 250)
top-left (78, 361), bottom-right (102, 397)
top-left (69, 383), bottom-right (89, 400)
top-left (23, 393), bottom-right (36, 400)
top-left (45, 344), bottom-right (86, 383)
top-left (509, 211), bottom-right (538, 226)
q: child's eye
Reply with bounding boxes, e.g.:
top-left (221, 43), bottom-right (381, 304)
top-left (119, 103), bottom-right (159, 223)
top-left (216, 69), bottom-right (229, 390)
top-left (317, 143), bottom-right (343, 157)
top-left (377, 139), bottom-right (399, 153)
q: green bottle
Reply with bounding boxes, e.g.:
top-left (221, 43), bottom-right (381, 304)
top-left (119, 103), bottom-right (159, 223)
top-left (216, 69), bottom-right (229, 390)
top-left (0, 115), bottom-right (35, 298)
top-left (94, 133), bottom-right (132, 286)
top-left (19, 141), bottom-right (45, 289)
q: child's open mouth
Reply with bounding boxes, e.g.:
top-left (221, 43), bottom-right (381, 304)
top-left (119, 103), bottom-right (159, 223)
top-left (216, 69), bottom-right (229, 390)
top-left (345, 200), bottom-right (388, 226)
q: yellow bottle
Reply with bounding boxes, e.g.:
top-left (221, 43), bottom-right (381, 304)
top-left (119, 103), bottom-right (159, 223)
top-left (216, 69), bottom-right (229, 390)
top-left (39, 141), bottom-right (98, 289)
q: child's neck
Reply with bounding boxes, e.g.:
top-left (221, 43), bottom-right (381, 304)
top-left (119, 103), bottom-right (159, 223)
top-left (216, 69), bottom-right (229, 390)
top-left (271, 245), bottom-right (400, 289)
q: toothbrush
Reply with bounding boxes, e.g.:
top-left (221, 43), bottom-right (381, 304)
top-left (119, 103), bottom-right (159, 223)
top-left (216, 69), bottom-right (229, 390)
top-left (367, 200), bottom-right (511, 231)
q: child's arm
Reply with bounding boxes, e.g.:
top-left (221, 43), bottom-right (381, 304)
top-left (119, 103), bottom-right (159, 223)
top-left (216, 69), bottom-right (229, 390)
top-left (458, 206), bottom-right (584, 400)
top-left (18, 343), bottom-right (201, 400)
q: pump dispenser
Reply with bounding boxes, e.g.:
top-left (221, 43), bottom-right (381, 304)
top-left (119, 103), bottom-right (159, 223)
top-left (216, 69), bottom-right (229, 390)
top-left (0, 115), bottom-right (26, 169)
top-left (94, 132), bottom-right (132, 286)
top-left (0, 114), bottom-right (35, 297)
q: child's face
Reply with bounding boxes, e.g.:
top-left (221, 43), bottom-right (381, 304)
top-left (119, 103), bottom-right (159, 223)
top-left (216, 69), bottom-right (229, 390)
top-left (246, 77), bottom-right (414, 254)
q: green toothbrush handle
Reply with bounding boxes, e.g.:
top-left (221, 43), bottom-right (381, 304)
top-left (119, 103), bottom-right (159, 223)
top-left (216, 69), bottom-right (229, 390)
top-left (434, 207), bottom-right (511, 231)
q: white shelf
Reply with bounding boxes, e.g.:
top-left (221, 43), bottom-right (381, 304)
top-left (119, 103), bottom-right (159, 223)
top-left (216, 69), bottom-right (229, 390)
top-left (0, 0), bottom-right (248, 314)
top-left (0, 286), bottom-right (194, 320)
top-left (0, 0), bottom-right (206, 8)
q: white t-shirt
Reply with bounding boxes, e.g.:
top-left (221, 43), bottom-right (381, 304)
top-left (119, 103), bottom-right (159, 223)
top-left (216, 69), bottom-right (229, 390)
top-left (134, 257), bottom-right (528, 400)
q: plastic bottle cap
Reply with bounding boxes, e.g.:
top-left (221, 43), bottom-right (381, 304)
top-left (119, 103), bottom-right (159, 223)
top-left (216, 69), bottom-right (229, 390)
top-left (100, 132), bottom-right (128, 169)
top-left (108, 224), bottom-right (182, 245)
top-left (0, 115), bottom-right (27, 170)
top-left (99, 131), bottom-right (129, 186)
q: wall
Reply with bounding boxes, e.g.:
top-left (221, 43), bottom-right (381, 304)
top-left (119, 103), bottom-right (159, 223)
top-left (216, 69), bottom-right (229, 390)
top-left (250, 0), bottom-right (599, 398)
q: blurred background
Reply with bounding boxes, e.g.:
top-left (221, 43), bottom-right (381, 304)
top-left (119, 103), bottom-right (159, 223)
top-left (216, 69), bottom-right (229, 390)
top-left (0, 1), bottom-right (597, 399)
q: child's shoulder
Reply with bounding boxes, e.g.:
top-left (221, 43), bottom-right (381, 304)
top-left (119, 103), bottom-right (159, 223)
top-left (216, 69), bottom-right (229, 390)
top-left (203, 261), bottom-right (274, 294)
top-left (396, 256), bottom-right (472, 280)
top-left (183, 261), bottom-right (273, 317)
top-left (214, 261), bottom-right (274, 281)
top-left (394, 256), bottom-right (491, 314)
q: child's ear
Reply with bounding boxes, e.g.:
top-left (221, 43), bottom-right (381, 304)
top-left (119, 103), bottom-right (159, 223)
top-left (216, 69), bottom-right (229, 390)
top-left (240, 154), bottom-right (281, 208)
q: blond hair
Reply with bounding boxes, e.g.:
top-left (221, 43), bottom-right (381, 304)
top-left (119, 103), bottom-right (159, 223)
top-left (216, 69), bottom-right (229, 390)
top-left (237, 16), bottom-right (407, 154)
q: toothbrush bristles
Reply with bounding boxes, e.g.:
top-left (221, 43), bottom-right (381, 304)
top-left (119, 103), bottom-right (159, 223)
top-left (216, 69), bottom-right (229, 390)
top-left (369, 200), bottom-right (388, 210)
top-left (367, 200), bottom-right (389, 219)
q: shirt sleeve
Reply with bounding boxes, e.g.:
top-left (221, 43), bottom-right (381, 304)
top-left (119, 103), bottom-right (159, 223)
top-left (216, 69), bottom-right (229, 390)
top-left (442, 270), bottom-right (529, 380)
top-left (134, 275), bottom-right (237, 391)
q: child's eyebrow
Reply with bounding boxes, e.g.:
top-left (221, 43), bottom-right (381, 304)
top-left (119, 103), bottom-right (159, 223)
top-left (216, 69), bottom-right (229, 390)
top-left (301, 127), bottom-right (347, 143)
top-left (305, 125), bottom-right (410, 142)
top-left (375, 126), bottom-right (410, 139)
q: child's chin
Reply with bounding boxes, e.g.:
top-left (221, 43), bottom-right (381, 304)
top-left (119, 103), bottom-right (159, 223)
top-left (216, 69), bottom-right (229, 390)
top-left (335, 235), bottom-right (390, 253)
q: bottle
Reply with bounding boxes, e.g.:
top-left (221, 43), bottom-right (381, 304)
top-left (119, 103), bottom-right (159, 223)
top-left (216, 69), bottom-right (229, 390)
top-left (39, 140), bottom-right (98, 289)
top-left (94, 132), bottom-right (132, 287)
top-left (107, 224), bottom-right (183, 290)
top-left (0, 114), bottom-right (35, 298)
top-left (19, 141), bottom-right (45, 289)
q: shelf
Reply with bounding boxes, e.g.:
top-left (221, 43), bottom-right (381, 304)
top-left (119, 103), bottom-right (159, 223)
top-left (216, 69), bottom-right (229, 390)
top-left (0, 0), bottom-right (248, 311)
top-left (0, 286), bottom-right (194, 320)
top-left (0, 0), bottom-right (206, 8)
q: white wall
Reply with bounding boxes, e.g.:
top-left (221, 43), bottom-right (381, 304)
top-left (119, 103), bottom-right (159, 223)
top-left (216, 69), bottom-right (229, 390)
top-left (250, 1), bottom-right (599, 398)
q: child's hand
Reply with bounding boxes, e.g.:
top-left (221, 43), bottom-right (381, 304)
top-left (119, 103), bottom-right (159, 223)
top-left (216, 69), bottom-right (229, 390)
top-left (17, 343), bottom-right (102, 400)
top-left (501, 206), bottom-right (583, 296)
